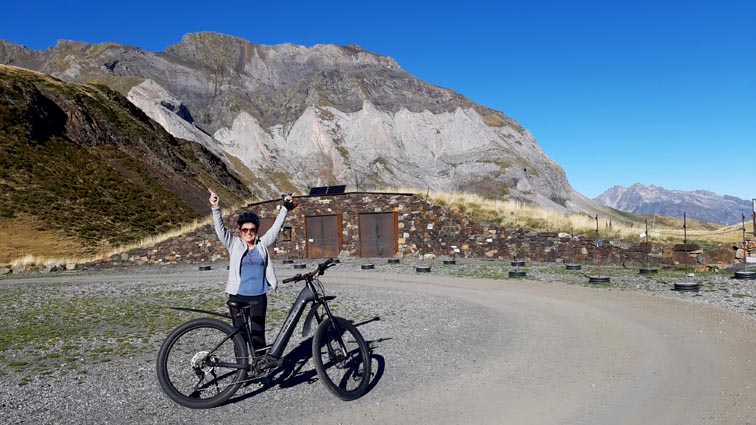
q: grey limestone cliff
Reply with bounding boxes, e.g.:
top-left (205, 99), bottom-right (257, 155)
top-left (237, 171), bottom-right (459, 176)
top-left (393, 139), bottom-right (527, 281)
top-left (1, 33), bottom-right (587, 212)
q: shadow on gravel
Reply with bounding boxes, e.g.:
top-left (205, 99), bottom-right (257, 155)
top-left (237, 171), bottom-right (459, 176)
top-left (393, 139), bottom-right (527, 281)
top-left (226, 318), bottom-right (388, 405)
top-left (275, 338), bottom-right (320, 390)
top-left (366, 353), bottom-right (385, 394)
top-left (354, 316), bottom-right (381, 327)
top-left (226, 338), bottom-right (317, 405)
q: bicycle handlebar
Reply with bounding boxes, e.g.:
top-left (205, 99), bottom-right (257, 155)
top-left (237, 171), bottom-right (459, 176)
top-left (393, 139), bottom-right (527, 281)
top-left (282, 258), bottom-right (336, 284)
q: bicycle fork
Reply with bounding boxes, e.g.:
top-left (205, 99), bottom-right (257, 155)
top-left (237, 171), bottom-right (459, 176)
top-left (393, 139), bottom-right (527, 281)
top-left (299, 290), bottom-right (350, 364)
top-left (317, 302), bottom-right (350, 364)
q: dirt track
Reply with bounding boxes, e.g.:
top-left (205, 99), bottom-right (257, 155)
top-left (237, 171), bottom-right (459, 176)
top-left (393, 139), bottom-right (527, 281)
top-left (317, 271), bottom-right (756, 425)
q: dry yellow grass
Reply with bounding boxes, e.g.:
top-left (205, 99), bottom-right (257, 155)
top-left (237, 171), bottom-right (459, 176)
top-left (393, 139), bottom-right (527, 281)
top-left (0, 214), bottom-right (92, 265)
top-left (426, 190), bottom-right (633, 235)
top-left (4, 204), bottom-right (245, 268)
top-left (398, 188), bottom-right (751, 246)
top-left (654, 222), bottom-right (753, 245)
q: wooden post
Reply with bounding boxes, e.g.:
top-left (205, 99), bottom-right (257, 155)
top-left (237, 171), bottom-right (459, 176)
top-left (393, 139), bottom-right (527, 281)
top-left (645, 218), bottom-right (650, 267)
top-left (683, 212), bottom-right (689, 282)
top-left (743, 213), bottom-right (748, 273)
top-left (595, 214), bottom-right (601, 277)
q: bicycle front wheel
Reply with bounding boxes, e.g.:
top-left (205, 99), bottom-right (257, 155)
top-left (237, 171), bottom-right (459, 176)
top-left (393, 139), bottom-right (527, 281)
top-left (156, 318), bottom-right (248, 409)
top-left (312, 316), bottom-right (371, 400)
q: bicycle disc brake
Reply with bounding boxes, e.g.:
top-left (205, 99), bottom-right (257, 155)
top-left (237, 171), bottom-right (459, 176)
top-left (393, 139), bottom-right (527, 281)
top-left (190, 351), bottom-right (221, 379)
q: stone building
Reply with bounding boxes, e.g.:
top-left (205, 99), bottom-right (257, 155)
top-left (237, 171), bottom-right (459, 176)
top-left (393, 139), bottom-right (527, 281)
top-left (96, 191), bottom-right (743, 270)
top-left (242, 192), bottom-right (634, 264)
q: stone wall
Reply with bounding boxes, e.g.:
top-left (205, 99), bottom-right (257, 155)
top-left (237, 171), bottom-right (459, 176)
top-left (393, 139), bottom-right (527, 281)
top-left (79, 192), bottom-right (747, 271)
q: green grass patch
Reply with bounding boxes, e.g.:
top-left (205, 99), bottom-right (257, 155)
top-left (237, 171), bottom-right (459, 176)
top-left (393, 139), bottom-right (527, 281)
top-left (0, 276), bottom-right (310, 384)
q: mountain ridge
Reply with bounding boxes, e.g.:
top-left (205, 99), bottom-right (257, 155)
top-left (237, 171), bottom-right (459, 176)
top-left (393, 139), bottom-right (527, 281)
top-left (0, 32), bottom-right (595, 214)
top-left (594, 183), bottom-right (752, 225)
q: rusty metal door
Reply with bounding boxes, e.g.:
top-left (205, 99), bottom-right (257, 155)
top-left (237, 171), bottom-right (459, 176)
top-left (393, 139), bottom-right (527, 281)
top-left (359, 212), bottom-right (397, 257)
top-left (305, 215), bottom-right (341, 259)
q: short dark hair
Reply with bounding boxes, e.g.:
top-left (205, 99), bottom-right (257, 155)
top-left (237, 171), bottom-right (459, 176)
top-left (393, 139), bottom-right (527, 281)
top-left (236, 212), bottom-right (260, 227)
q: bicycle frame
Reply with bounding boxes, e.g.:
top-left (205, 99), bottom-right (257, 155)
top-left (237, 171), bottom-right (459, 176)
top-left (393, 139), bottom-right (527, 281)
top-left (174, 266), bottom-right (342, 375)
top-left (259, 265), bottom-right (345, 359)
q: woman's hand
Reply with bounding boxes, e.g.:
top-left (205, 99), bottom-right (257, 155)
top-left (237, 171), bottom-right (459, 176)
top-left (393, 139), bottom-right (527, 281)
top-left (208, 188), bottom-right (220, 208)
top-left (283, 193), bottom-right (298, 211)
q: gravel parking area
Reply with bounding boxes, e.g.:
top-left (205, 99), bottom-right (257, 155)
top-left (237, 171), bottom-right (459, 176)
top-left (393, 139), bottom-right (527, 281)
top-left (0, 262), bottom-right (503, 424)
top-left (1, 258), bottom-right (754, 424)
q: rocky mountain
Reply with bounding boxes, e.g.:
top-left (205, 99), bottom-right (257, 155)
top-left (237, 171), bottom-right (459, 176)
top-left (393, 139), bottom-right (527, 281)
top-left (0, 32), bottom-right (592, 213)
top-left (594, 183), bottom-right (752, 225)
top-left (0, 64), bottom-right (251, 262)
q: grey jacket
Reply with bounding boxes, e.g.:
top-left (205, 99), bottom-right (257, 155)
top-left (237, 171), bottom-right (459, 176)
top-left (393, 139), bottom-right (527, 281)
top-left (212, 206), bottom-right (289, 295)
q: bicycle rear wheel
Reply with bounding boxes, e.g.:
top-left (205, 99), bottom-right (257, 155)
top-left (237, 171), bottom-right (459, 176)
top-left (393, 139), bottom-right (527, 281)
top-left (156, 318), bottom-right (248, 409)
top-left (312, 316), bottom-right (371, 400)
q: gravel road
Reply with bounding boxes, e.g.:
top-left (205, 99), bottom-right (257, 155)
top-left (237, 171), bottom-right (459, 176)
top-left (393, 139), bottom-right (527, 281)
top-left (1, 260), bottom-right (755, 424)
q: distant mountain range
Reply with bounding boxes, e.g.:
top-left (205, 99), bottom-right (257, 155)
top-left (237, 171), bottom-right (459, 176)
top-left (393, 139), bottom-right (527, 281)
top-left (594, 183), bottom-right (752, 225)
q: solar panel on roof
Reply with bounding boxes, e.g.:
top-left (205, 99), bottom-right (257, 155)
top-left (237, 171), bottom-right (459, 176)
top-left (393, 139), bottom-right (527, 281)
top-left (327, 185), bottom-right (346, 194)
top-left (308, 186), bottom-right (328, 196)
top-left (308, 185), bottom-right (347, 196)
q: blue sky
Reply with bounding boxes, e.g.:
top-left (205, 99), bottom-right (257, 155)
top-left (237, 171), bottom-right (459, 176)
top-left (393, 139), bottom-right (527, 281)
top-left (3, 0), bottom-right (754, 200)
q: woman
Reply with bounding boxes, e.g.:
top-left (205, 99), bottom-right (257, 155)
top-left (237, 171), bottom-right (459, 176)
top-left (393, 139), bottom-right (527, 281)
top-left (208, 188), bottom-right (297, 359)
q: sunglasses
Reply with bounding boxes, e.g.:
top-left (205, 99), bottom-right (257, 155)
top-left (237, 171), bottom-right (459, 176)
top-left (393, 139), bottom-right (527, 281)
top-left (240, 227), bottom-right (257, 234)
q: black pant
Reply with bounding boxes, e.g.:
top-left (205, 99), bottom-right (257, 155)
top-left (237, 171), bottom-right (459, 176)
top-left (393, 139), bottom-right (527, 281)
top-left (228, 293), bottom-right (267, 353)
